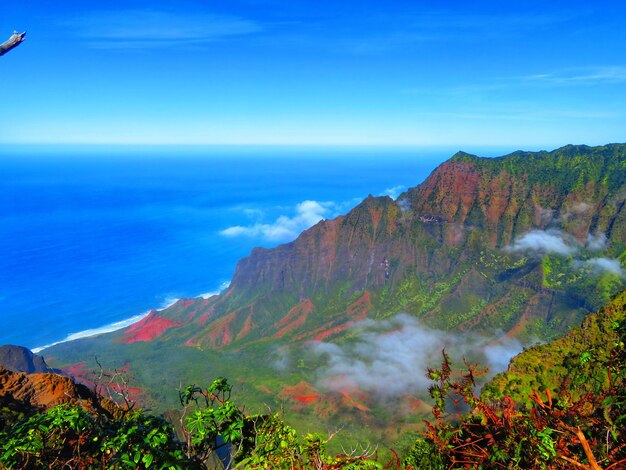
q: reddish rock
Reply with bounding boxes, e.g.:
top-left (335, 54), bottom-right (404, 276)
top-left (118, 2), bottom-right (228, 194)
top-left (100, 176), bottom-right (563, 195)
top-left (0, 367), bottom-right (120, 417)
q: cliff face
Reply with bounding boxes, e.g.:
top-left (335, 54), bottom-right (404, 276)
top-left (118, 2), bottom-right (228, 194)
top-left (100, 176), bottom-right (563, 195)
top-left (407, 147), bottom-right (626, 247)
top-left (142, 144), bottom-right (626, 350)
top-left (0, 345), bottom-right (53, 374)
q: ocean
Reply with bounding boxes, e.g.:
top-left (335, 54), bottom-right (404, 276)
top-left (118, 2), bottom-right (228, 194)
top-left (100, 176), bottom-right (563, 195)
top-left (0, 146), bottom-right (460, 351)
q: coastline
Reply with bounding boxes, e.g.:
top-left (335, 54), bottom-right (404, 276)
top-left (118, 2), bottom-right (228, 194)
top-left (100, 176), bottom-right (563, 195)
top-left (31, 282), bottom-right (229, 353)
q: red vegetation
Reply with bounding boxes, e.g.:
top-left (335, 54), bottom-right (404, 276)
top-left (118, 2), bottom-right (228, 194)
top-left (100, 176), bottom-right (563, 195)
top-left (121, 311), bottom-right (182, 343)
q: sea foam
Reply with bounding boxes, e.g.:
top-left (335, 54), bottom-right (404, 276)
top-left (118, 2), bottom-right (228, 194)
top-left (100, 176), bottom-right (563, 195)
top-left (31, 284), bottom-right (230, 353)
top-left (31, 313), bottom-right (149, 353)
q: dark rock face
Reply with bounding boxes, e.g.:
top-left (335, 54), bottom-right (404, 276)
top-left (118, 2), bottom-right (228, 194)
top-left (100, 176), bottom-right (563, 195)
top-left (0, 345), bottom-right (52, 374)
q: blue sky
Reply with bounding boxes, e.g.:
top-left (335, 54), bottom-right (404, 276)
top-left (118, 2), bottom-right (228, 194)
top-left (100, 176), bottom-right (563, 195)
top-left (2, 0), bottom-right (626, 148)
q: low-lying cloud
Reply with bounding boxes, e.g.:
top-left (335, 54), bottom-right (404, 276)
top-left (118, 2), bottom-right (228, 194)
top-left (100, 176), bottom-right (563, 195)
top-left (380, 185), bottom-right (406, 199)
top-left (220, 200), bottom-right (332, 242)
top-left (586, 232), bottom-right (607, 251)
top-left (581, 258), bottom-right (625, 278)
top-left (506, 229), bottom-right (577, 255)
top-left (507, 229), bottom-right (623, 278)
top-left (397, 197), bottom-right (411, 213)
top-left (308, 314), bottom-right (522, 397)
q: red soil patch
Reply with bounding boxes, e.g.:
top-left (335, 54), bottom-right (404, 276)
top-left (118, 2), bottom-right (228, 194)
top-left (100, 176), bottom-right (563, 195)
top-left (340, 389), bottom-right (370, 412)
top-left (310, 312), bottom-right (367, 342)
top-left (313, 323), bottom-right (351, 341)
top-left (202, 310), bottom-right (239, 348)
top-left (294, 395), bottom-right (319, 404)
top-left (279, 381), bottom-right (321, 405)
top-left (236, 312), bottom-right (255, 341)
top-left (196, 311), bottom-right (211, 326)
top-left (121, 311), bottom-right (182, 343)
top-left (259, 385), bottom-right (273, 395)
top-left (182, 299), bottom-right (195, 308)
top-left (346, 291), bottom-right (371, 317)
top-left (62, 361), bottom-right (88, 377)
top-left (275, 299), bottom-right (314, 337)
top-left (505, 292), bottom-right (541, 337)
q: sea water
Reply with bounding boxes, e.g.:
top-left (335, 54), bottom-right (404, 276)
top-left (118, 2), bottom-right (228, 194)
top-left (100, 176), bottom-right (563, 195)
top-left (0, 146), bottom-right (460, 351)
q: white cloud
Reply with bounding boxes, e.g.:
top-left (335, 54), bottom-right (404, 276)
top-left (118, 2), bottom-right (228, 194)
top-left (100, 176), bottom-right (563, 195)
top-left (586, 232), bottom-right (607, 251)
top-left (483, 337), bottom-right (525, 373)
top-left (220, 200), bottom-right (332, 242)
top-left (581, 258), bottom-right (624, 278)
top-left (67, 10), bottom-right (263, 49)
top-left (507, 229), bottom-right (577, 256)
top-left (380, 185), bottom-right (406, 199)
top-left (309, 314), bottom-right (522, 397)
top-left (397, 197), bottom-right (411, 213)
top-left (521, 66), bottom-right (626, 86)
top-left (560, 202), bottom-right (592, 221)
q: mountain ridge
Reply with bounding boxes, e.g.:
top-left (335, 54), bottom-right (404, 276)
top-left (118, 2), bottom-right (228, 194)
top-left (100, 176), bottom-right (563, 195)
top-left (131, 143), bottom-right (626, 350)
top-left (43, 143), bottom-right (626, 446)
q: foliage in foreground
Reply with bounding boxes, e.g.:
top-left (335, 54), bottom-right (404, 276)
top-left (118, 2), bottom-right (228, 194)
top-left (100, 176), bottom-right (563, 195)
top-left (2, 295), bottom-right (625, 468)
top-left (0, 377), bottom-right (400, 469)
top-left (406, 322), bottom-right (626, 470)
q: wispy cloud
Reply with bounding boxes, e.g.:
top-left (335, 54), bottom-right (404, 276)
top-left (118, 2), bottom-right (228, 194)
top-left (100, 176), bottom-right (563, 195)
top-left (337, 10), bottom-right (574, 54)
top-left (507, 229), bottom-right (623, 278)
top-left (220, 200), bottom-right (333, 242)
top-left (507, 229), bottom-right (612, 256)
top-left (521, 66), bottom-right (626, 86)
top-left (308, 314), bottom-right (522, 397)
top-left (586, 232), bottom-right (607, 251)
top-left (580, 258), bottom-right (625, 278)
top-left (380, 185), bottom-right (405, 199)
top-left (66, 10), bottom-right (263, 49)
top-left (506, 229), bottom-right (578, 256)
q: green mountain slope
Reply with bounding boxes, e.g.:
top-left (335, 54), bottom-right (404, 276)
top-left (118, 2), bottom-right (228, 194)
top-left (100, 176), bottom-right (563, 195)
top-left (482, 288), bottom-right (626, 405)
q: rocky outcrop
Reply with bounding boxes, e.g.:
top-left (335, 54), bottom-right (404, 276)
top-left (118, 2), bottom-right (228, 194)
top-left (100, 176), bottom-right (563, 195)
top-left (0, 345), bottom-right (53, 374)
top-left (0, 367), bottom-right (120, 426)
